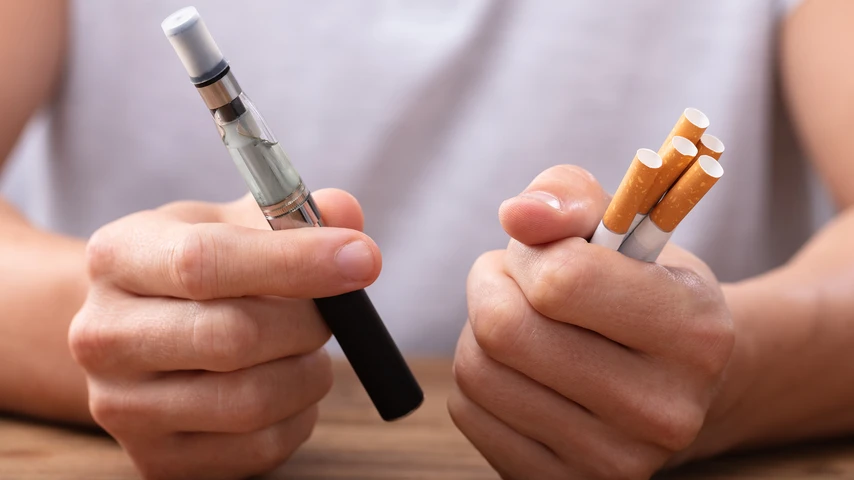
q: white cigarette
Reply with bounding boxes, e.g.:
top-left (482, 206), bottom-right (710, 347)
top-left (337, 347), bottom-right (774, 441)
top-left (619, 155), bottom-right (724, 262)
top-left (617, 216), bottom-right (672, 262)
top-left (590, 149), bottom-right (662, 249)
top-left (639, 136), bottom-right (698, 216)
top-left (659, 108), bottom-right (709, 151)
top-left (680, 134), bottom-right (725, 177)
top-left (590, 221), bottom-right (626, 250)
top-left (627, 212), bottom-right (645, 233)
top-left (623, 136), bottom-right (697, 240)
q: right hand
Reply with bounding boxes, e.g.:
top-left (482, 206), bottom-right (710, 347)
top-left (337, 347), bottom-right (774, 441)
top-left (68, 190), bottom-right (382, 480)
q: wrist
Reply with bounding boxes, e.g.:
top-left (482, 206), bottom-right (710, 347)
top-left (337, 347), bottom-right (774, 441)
top-left (0, 222), bottom-right (91, 425)
top-left (668, 279), bottom-right (765, 465)
top-left (673, 265), bottom-right (823, 465)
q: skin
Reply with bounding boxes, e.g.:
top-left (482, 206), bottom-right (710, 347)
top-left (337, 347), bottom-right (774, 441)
top-left (0, 0), bottom-right (91, 425)
top-left (0, 2), bottom-right (382, 478)
top-left (450, 166), bottom-right (733, 478)
top-left (69, 192), bottom-right (381, 479)
top-left (448, 0), bottom-right (854, 478)
top-left (1, 0), bottom-right (854, 479)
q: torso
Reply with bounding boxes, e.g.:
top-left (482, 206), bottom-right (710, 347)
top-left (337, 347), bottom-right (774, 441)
top-left (1, 0), bottom-right (829, 353)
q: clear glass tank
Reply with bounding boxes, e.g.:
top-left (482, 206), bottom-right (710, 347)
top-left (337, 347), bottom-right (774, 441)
top-left (216, 93), bottom-right (303, 209)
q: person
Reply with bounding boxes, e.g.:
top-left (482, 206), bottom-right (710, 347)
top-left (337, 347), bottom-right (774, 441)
top-left (1, 0), bottom-right (852, 478)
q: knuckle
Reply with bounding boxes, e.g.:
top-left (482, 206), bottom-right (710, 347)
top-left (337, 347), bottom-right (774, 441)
top-left (170, 226), bottom-right (218, 300)
top-left (254, 430), bottom-right (289, 469)
top-left (85, 226), bottom-right (119, 279)
top-left (88, 386), bottom-right (138, 431)
top-left (192, 302), bottom-right (259, 371)
top-left (692, 316), bottom-right (735, 378)
top-left (310, 350), bottom-right (334, 400)
top-left (452, 339), bottom-right (488, 397)
top-left (86, 211), bottom-right (159, 280)
top-left (527, 239), bottom-right (590, 318)
top-left (68, 304), bottom-right (118, 371)
top-left (216, 352), bottom-right (332, 433)
top-left (218, 373), bottom-right (272, 432)
top-left (679, 275), bottom-right (736, 377)
top-left (254, 406), bottom-right (318, 470)
top-left (298, 405), bottom-right (321, 443)
top-left (469, 295), bottom-right (525, 359)
top-left (643, 399), bottom-right (706, 452)
top-left (88, 393), bottom-right (120, 428)
top-left (295, 349), bottom-right (334, 405)
top-left (306, 321), bottom-right (333, 353)
top-left (280, 301), bottom-right (331, 356)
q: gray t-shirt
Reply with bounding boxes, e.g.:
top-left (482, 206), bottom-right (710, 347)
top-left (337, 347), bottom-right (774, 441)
top-left (1, 0), bottom-right (828, 353)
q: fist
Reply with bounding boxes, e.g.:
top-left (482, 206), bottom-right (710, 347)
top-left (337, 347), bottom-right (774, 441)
top-left (450, 166), bottom-right (735, 479)
top-left (68, 190), bottom-right (382, 480)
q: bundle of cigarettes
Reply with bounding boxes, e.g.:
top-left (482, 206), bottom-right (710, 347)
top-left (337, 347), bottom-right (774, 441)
top-left (590, 108), bottom-right (725, 262)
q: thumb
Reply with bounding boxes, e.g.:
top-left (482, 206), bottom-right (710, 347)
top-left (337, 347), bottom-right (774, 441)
top-left (499, 165), bottom-right (610, 246)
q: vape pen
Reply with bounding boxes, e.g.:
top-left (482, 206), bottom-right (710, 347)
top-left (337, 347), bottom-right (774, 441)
top-left (161, 7), bottom-right (423, 421)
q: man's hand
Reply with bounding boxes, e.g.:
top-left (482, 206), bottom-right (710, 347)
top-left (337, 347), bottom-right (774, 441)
top-left (68, 190), bottom-right (381, 480)
top-left (450, 166), bottom-right (736, 479)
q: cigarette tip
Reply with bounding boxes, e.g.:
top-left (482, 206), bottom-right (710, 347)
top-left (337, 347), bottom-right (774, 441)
top-left (636, 148), bottom-right (662, 168)
top-left (684, 108), bottom-right (710, 129)
top-left (697, 155), bottom-right (724, 178)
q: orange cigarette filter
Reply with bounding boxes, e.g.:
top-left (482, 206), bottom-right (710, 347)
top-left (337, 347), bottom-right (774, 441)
top-left (649, 155), bottom-right (724, 232)
top-left (602, 148), bottom-right (662, 234)
top-left (658, 108), bottom-right (710, 152)
top-left (637, 136), bottom-right (698, 214)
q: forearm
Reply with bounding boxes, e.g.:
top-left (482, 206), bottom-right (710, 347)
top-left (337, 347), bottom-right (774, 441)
top-left (685, 207), bottom-right (854, 460)
top-left (0, 199), bottom-right (92, 425)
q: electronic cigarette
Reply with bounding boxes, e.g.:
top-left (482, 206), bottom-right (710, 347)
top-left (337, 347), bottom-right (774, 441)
top-left (161, 7), bottom-right (423, 421)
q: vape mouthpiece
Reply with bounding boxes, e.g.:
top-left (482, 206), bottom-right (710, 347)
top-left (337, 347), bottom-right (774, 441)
top-left (161, 6), bottom-right (227, 84)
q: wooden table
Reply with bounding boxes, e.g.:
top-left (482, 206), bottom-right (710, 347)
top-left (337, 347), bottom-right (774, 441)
top-left (2, 359), bottom-right (854, 479)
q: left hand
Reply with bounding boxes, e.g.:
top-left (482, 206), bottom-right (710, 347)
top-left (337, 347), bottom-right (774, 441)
top-left (449, 165), bottom-right (736, 479)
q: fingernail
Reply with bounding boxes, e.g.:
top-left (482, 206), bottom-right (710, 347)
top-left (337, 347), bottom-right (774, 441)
top-left (335, 241), bottom-right (375, 281)
top-left (518, 191), bottom-right (561, 211)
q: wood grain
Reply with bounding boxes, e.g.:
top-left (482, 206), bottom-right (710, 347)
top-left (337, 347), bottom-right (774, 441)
top-left (1, 359), bottom-right (853, 479)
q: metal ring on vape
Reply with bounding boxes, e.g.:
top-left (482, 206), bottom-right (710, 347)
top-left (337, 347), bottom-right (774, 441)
top-left (197, 70), bottom-right (241, 110)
